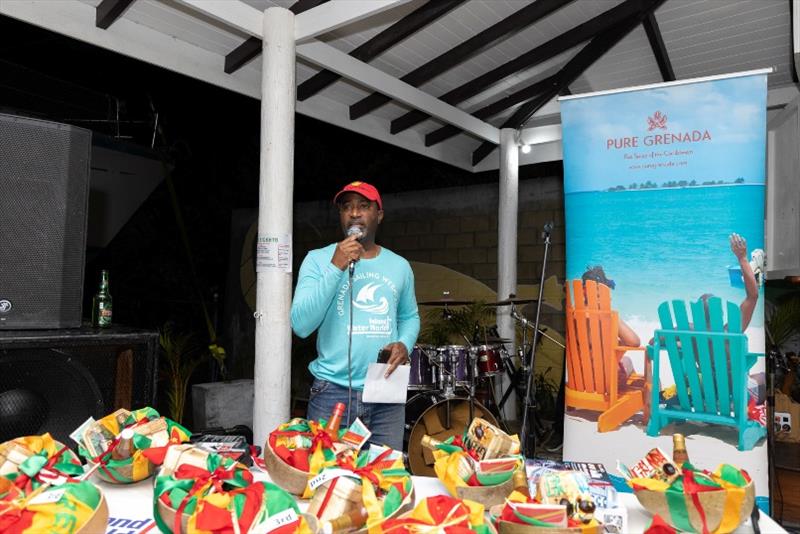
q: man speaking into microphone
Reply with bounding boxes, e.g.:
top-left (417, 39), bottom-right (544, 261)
top-left (290, 181), bottom-right (419, 449)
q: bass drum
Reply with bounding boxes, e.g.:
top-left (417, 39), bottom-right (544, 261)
top-left (404, 394), bottom-right (497, 476)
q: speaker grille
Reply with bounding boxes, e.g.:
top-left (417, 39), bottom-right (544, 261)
top-left (0, 113), bottom-right (91, 328)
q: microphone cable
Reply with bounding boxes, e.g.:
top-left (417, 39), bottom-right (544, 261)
top-left (344, 225), bottom-right (362, 424)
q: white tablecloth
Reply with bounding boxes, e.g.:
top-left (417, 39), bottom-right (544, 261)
top-left (99, 473), bottom-right (787, 533)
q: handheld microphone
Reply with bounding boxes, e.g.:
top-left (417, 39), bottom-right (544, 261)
top-left (347, 226), bottom-right (364, 275)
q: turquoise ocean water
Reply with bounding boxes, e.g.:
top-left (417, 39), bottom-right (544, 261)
top-left (565, 185), bottom-right (764, 329)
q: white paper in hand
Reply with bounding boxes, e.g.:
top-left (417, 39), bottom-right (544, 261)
top-left (362, 363), bottom-right (410, 404)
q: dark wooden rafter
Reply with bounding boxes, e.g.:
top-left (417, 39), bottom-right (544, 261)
top-left (425, 75), bottom-right (556, 146)
top-left (392, 0), bottom-right (654, 135)
top-left (348, 0), bottom-right (574, 120)
top-left (225, 37), bottom-right (261, 74)
top-left (96, 0), bottom-right (135, 29)
top-left (297, 0), bottom-right (466, 101)
top-left (224, 0), bottom-right (328, 75)
top-left (642, 12), bottom-right (675, 81)
top-left (471, 0), bottom-right (667, 165)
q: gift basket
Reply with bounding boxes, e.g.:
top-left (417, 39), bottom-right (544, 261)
top-left (154, 444), bottom-right (315, 534)
top-left (381, 494), bottom-right (496, 534)
top-left (264, 404), bottom-right (370, 495)
top-left (424, 418), bottom-right (524, 508)
top-left (622, 447), bottom-right (755, 534)
top-left (77, 406), bottom-right (191, 484)
top-left (0, 476), bottom-right (108, 533)
top-left (306, 444), bottom-right (414, 532)
top-left (489, 465), bottom-right (604, 534)
top-left (0, 433), bottom-right (108, 533)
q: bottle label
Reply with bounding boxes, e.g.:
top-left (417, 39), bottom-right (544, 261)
top-left (97, 304), bottom-right (112, 326)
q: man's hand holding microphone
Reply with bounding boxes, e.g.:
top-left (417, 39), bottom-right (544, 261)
top-left (332, 226), bottom-right (364, 272)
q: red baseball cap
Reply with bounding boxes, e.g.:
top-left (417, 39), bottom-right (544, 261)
top-left (333, 181), bottom-right (383, 210)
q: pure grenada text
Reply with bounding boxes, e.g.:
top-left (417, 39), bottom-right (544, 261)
top-left (606, 130), bottom-right (712, 149)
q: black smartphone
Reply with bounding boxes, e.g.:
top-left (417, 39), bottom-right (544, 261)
top-left (377, 349), bottom-right (391, 364)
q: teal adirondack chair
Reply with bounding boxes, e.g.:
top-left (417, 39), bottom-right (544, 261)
top-left (646, 297), bottom-right (766, 451)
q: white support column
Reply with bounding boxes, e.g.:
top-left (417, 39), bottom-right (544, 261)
top-left (253, 6), bottom-right (295, 448)
top-left (497, 128), bottom-right (519, 421)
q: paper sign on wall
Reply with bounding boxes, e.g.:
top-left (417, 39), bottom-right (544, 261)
top-left (256, 234), bottom-right (292, 273)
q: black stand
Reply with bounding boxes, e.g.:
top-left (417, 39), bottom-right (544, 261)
top-left (765, 347), bottom-right (788, 524)
top-left (520, 222), bottom-right (553, 458)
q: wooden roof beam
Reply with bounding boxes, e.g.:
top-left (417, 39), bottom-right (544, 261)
top-left (642, 12), bottom-right (675, 82)
top-left (96, 0), bottom-right (135, 29)
top-left (348, 0), bottom-right (574, 120)
top-left (392, 0), bottom-right (653, 135)
top-left (297, 0), bottom-right (466, 101)
top-left (425, 75), bottom-right (556, 146)
top-left (471, 0), bottom-right (667, 165)
top-left (224, 0), bottom-right (327, 75)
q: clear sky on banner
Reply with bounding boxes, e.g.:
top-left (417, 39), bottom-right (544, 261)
top-left (561, 74), bottom-right (767, 194)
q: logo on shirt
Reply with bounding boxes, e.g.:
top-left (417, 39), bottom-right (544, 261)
top-left (353, 283), bottom-right (389, 315)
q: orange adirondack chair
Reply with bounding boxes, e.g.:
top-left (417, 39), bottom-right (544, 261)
top-left (565, 279), bottom-right (650, 432)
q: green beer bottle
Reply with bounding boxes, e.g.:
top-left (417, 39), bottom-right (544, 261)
top-left (92, 270), bottom-right (113, 328)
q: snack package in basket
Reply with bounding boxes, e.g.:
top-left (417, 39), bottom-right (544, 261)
top-left (425, 434), bottom-right (523, 496)
top-left (0, 434), bottom-right (84, 491)
top-left (381, 494), bottom-right (491, 534)
top-left (629, 463), bottom-right (755, 534)
top-left (463, 418), bottom-right (520, 460)
top-left (76, 406), bottom-right (191, 484)
top-left (306, 444), bottom-right (414, 530)
top-left (153, 444), bottom-right (314, 534)
top-left (0, 476), bottom-right (108, 534)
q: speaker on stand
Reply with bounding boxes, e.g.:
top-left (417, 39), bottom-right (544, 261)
top-left (0, 112), bottom-right (92, 329)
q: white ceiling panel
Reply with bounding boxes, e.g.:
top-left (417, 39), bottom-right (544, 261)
top-left (8, 0), bottom-right (798, 171)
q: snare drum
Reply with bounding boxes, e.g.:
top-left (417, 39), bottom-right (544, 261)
top-left (408, 345), bottom-right (436, 390)
top-left (474, 344), bottom-right (503, 377)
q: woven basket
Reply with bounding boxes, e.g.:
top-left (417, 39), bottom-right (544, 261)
top-left (454, 475), bottom-right (516, 509)
top-left (633, 479), bottom-right (755, 534)
top-left (488, 505), bottom-right (602, 534)
top-left (263, 439), bottom-right (309, 495)
top-left (77, 491), bottom-right (110, 534)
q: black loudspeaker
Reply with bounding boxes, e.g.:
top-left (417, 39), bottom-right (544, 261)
top-left (0, 326), bottom-right (158, 445)
top-left (0, 113), bottom-right (92, 329)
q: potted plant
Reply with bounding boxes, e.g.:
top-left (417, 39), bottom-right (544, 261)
top-left (160, 323), bottom-right (207, 425)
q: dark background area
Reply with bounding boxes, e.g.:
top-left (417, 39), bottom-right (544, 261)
top-left (0, 15), bottom-right (562, 389)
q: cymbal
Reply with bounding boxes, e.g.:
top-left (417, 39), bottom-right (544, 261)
top-left (417, 298), bottom-right (476, 306)
top-left (491, 297), bottom-right (537, 306)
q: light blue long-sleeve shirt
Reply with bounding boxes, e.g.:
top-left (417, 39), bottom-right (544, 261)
top-left (291, 244), bottom-right (420, 389)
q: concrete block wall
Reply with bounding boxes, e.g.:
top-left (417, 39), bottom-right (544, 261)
top-left (293, 175), bottom-right (566, 334)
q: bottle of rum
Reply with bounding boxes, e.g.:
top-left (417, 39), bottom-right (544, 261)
top-left (92, 270), bottom-right (113, 328)
top-left (672, 433), bottom-right (689, 466)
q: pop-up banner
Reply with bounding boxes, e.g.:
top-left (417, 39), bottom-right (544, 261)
top-left (560, 70), bottom-right (769, 506)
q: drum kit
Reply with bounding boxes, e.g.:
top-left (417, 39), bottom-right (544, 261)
top-left (404, 294), bottom-right (558, 476)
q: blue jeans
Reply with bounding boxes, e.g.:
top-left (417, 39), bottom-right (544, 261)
top-left (306, 378), bottom-right (405, 451)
